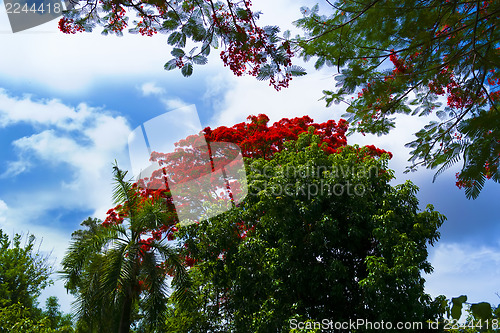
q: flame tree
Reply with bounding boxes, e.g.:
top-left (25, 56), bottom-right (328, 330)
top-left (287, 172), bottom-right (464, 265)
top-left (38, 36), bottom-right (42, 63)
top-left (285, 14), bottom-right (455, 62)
top-left (63, 115), bottom-right (447, 331)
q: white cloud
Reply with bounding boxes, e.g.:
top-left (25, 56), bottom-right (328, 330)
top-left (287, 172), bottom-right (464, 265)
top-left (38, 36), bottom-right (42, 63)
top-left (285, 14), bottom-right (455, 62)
top-left (140, 82), bottom-right (166, 97)
top-left (0, 200), bottom-right (7, 224)
top-left (0, 19), bottom-right (179, 92)
top-left (161, 97), bottom-right (189, 110)
top-left (207, 67), bottom-right (339, 128)
top-left (0, 89), bottom-right (85, 128)
top-left (425, 243), bottom-right (500, 305)
top-left (11, 129), bottom-right (130, 215)
top-left (138, 81), bottom-right (189, 111)
top-left (0, 159), bottom-right (31, 178)
top-left (0, 89), bottom-right (134, 312)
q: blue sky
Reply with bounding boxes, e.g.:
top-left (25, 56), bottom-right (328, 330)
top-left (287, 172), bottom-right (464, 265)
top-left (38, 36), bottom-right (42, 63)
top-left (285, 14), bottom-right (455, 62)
top-left (0, 0), bottom-right (499, 315)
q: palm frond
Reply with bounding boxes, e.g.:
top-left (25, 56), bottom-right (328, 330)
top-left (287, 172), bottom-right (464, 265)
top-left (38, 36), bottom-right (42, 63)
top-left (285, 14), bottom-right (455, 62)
top-left (112, 163), bottom-right (135, 205)
top-left (154, 243), bottom-right (195, 307)
top-left (140, 250), bottom-right (169, 329)
top-left (60, 224), bottom-right (117, 291)
top-left (100, 243), bottom-right (130, 305)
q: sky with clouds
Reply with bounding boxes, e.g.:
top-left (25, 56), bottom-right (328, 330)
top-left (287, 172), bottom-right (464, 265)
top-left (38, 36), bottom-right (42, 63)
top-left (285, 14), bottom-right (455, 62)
top-left (0, 0), bottom-right (499, 315)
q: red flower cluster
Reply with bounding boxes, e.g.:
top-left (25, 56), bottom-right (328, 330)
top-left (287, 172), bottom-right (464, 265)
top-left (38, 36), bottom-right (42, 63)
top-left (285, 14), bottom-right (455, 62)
top-left (102, 205), bottom-right (126, 227)
top-left (185, 255), bottom-right (196, 267)
top-left (107, 4), bottom-right (128, 33)
top-left (427, 68), bottom-right (486, 110)
top-left (203, 114), bottom-right (350, 159)
top-left (363, 145), bottom-right (393, 159)
top-left (389, 51), bottom-right (408, 75)
top-left (213, 1), bottom-right (293, 90)
top-left (234, 221), bottom-right (255, 240)
top-left (58, 18), bottom-right (84, 34)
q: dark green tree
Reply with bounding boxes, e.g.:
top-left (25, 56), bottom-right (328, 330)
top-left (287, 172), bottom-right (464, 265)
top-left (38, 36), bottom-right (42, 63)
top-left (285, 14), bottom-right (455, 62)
top-left (61, 167), bottom-right (193, 333)
top-left (43, 296), bottom-right (73, 332)
top-left (169, 131), bottom-right (446, 332)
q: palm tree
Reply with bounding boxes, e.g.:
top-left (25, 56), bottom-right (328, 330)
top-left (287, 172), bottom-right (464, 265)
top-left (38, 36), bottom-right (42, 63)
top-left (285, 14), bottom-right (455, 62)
top-left (61, 165), bottom-right (192, 332)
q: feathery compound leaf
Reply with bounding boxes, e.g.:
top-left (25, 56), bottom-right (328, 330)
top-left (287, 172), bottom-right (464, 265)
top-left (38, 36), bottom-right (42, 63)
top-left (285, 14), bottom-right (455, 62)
top-left (192, 55), bottom-right (208, 65)
top-left (286, 65), bottom-right (307, 77)
top-left (256, 64), bottom-right (275, 81)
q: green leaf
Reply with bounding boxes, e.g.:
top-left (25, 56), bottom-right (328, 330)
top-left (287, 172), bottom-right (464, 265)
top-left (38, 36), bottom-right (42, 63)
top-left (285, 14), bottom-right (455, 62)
top-left (286, 65), bottom-right (307, 77)
top-left (164, 59), bottom-right (177, 71)
top-left (450, 295), bottom-right (467, 320)
top-left (257, 64), bottom-right (275, 81)
top-left (162, 18), bottom-right (179, 30)
top-left (171, 48), bottom-right (185, 58)
top-left (315, 57), bottom-right (325, 70)
top-left (192, 55), bottom-right (208, 65)
top-left (470, 302), bottom-right (492, 320)
top-left (300, 6), bottom-right (310, 16)
top-left (181, 63), bottom-right (193, 77)
top-left (201, 42), bottom-right (210, 56)
top-left (167, 32), bottom-right (186, 47)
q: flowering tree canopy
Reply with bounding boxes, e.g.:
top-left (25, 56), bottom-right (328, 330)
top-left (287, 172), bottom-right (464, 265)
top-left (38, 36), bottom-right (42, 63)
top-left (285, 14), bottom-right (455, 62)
top-left (59, 0), bottom-right (306, 90)
top-left (166, 130), bottom-right (445, 331)
top-left (296, 0), bottom-right (500, 199)
top-left (60, 0), bottom-right (500, 198)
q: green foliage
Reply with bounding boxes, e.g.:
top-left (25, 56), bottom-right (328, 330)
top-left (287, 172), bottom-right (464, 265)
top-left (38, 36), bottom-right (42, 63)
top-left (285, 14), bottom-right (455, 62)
top-left (0, 231), bottom-right (74, 332)
top-left (295, 0), bottom-right (500, 198)
top-left (0, 301), bottom-right (73, 333)
top-left (451, 295), bottom-right (468, 320)
top-left (43, 297), bottom-right (74, 332)
top-left (0, 230), bottom-right (52, 310)
top-left (170, 133), bottom-right (446, 332)
top-left (163, 267), bottom-right (220, 333)
top-left (0, 303), bottom-right (54, 333)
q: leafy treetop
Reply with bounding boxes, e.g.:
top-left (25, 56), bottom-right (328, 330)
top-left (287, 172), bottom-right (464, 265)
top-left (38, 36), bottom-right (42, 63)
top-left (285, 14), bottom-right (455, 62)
top-left (107, 114), bottom-right (392, 228)
top-left (0, 230), bottom-right (52, 310)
